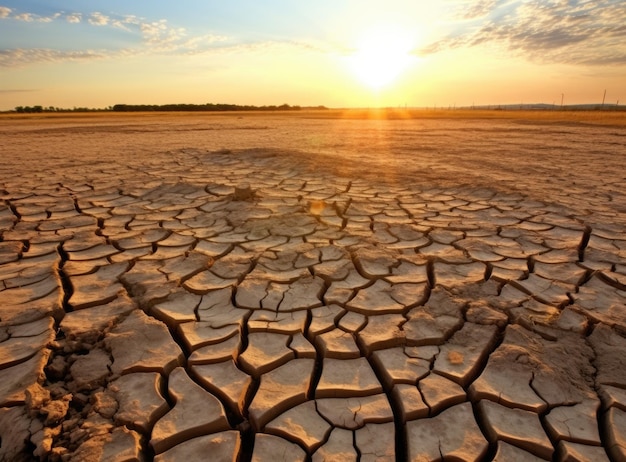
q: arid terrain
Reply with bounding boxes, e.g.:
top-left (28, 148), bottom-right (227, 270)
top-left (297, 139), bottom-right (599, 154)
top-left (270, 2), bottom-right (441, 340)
top-left (1, 110), bottom-right (625, 461)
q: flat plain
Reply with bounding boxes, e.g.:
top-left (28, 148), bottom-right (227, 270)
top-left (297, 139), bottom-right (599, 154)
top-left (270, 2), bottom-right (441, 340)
top-left (1, 110), bottom-right (625, 461)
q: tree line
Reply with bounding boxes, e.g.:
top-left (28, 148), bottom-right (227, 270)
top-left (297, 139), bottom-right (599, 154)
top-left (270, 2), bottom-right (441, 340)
top-left (10, 103), bottom-right (328, 113)
top-left (111, 103), bottom-right (326, 112)
top-left (13, 106), bottom-right (110, 113)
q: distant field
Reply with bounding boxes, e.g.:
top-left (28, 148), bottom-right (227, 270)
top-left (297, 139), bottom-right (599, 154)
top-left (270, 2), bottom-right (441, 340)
top-left (2, 108), bottom-right (626, 127)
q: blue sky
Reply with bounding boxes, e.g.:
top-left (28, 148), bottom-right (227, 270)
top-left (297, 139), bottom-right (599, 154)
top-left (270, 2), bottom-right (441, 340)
top-left (1, 1), bottom-right (625, 109)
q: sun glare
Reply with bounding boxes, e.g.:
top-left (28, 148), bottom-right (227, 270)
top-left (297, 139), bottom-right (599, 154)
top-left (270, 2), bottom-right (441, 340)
top-left (347, 27), bottom-right (416, 90)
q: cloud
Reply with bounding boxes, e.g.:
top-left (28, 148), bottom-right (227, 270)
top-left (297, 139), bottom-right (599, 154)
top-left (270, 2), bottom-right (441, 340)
top-left (0, 5), bottom-right (320, 68)
top-left (66, 13), bottom-right (81, 24)
top-left (0, 48), bottom-right (110, 67)
top-left (1, 7), bottom-right (67, 23)
top-left (459, 0), bottom-right (499, 20)
top-left (88, 12), bottom-right (109, 26)
top-left (420, 0), bottom-right (626, 65)
top-left (13, 12), bottom-right (34, 22)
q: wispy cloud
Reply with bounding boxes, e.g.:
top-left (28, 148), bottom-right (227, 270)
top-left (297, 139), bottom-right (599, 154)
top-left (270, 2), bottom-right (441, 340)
top-left (420, 0), bottom-right (626, 65)
top-left (13, 12), bottom-right (34, 22)
top-left (66, 13), bottom-right (81, 24)
top-left (1, 8), bottom-right (62, 23)
top-left (0, 6), bottom-right (235, 67)
top-left (0, 48), bottom-right (112, 67)
top-left (88, 12), bottom-right (109, 26)
top-left (0, 88), bottom-right (38, 93)
top-left (459, 0), bottom-right (499, 20)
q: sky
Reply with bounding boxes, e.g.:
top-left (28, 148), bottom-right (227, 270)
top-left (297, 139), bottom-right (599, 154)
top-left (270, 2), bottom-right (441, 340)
top-left (1, 0), bottom-right (625, 110)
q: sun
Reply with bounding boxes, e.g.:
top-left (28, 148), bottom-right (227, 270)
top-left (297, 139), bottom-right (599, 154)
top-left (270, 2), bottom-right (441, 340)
top-left (347, 27), bottom-right (415, 90)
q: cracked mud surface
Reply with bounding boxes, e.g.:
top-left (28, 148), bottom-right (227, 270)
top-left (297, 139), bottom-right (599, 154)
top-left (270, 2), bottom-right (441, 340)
top-left (1, 112), bottom-right (626, 461)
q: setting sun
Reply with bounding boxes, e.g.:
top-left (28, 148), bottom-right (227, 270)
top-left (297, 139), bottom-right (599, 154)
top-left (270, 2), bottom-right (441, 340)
top-left (347, 27), bottom-right (416, 90)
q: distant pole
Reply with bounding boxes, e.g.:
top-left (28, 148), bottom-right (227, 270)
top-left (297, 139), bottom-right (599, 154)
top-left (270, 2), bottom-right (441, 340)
top-left (602, 89), bottom-right (606, 108)
top-left (560, 93), bottom-right (564, 109)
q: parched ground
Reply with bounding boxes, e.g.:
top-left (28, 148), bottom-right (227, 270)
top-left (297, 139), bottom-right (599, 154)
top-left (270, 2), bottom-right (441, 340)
top-left (1, 111), bottom-right (625, 461)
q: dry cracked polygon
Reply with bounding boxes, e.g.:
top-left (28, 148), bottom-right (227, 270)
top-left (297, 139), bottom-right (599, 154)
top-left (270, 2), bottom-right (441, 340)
top-left (540, 225), bottom-right (586, 251)
top-left (0, 316), bottom-right (54, 370)
top-left (252, 433), bottom-right (306, 461)
top-left (490, 257), bottom-right (529, 281)
top-left (150, 367), bottom-right (230, 454)
top-left (478, 399), bottom-right (554, 459)
top-left (433, 322), bottom-right (498, 387)
top-left (312, 427), bottom-right (358, 461)
top-left (1, 273), bottom-right (60, 306)
top-left (158, 251), bottom-right (211, 283)
top-left (589, 324), bottom-right (626, 390)
top-left (407, 402), bottom-right (488, 461)
top-left (419, 241), bottom-right (471, 263)
top-left (458, 238), bottom-right (506, 262)
top-left (308, 305), bottom-right (345, 337)
top-left (249, 358), bottom-right (315, 430)
top-left (353, 247), bottom-right (396, 278)
top-left (512, 273), bottom-right (574, 307)
top-left (0, 407), bottom-right (33, 460)
top-left (324, 269), bottom-right (370, 305)
top-left (109, 372), bottom-right (169, 433)
top-left (192, 360), bottom-right (251, 416)
top-left (154, 431), bottom-right (240, 462)
top-left (337, 311), bottom-right (366, 332)
top-left (239, 332), bottom-right (294, 376)
top-left (492, 441), bottom-right (547, 461)
top-left (316, 357), bottom-right (382, 399)
top-left (178, 320), bottom-right (241, 355)
top-left (419, 373), bottom-right (466, 415)
top-left (265, 400), bottom-right (331, 452)
top-left (472, 324), bottom-right (597, 412)
top-left (403, 287), bottom-right (465, 346)
top-left (150, 290), bottom-right (201, 325)
top-left (1, 289), bottom-right (63, 326)
top-left (544, 400), bottom-right (602, 446)
top-left (247, 309), bottom-right (307, 334)
top-left (574, 275), bottom-right (626, 330)
top-left (434, 261), bottom-right (487, 288)
top-left (114, 228), bottom-right (169, 250)
top-left (67, 243), bottom-right (119, 261)
top-left (347, 280), bottom-right (406, 315)
top-left (188, 334), bottom-right (242, 364)
top-left (0, 349), bottom-right (51, 406)
top-left (239, 275), bottom-right (325, 312)
top-left (120, 260), bottom-right (177, 306)
top-left (0, 241), bottom-right (26, 264)
top-left (315, 328), bottom-right (361, 359)
top-left (356, 313), bottom-right (405, 353)
top-left (370, 346), bottom-right (430, 388)
top-left (59, 295), bottom-right (136, 343)
top-left (69, 262), bottom-right (128, 309)
top-left (105, 310), bottom-right (184, 376)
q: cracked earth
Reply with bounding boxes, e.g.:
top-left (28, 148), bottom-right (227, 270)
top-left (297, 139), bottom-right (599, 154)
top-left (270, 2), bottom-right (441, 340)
top-left (1, 112), bottom-right (625, 461)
